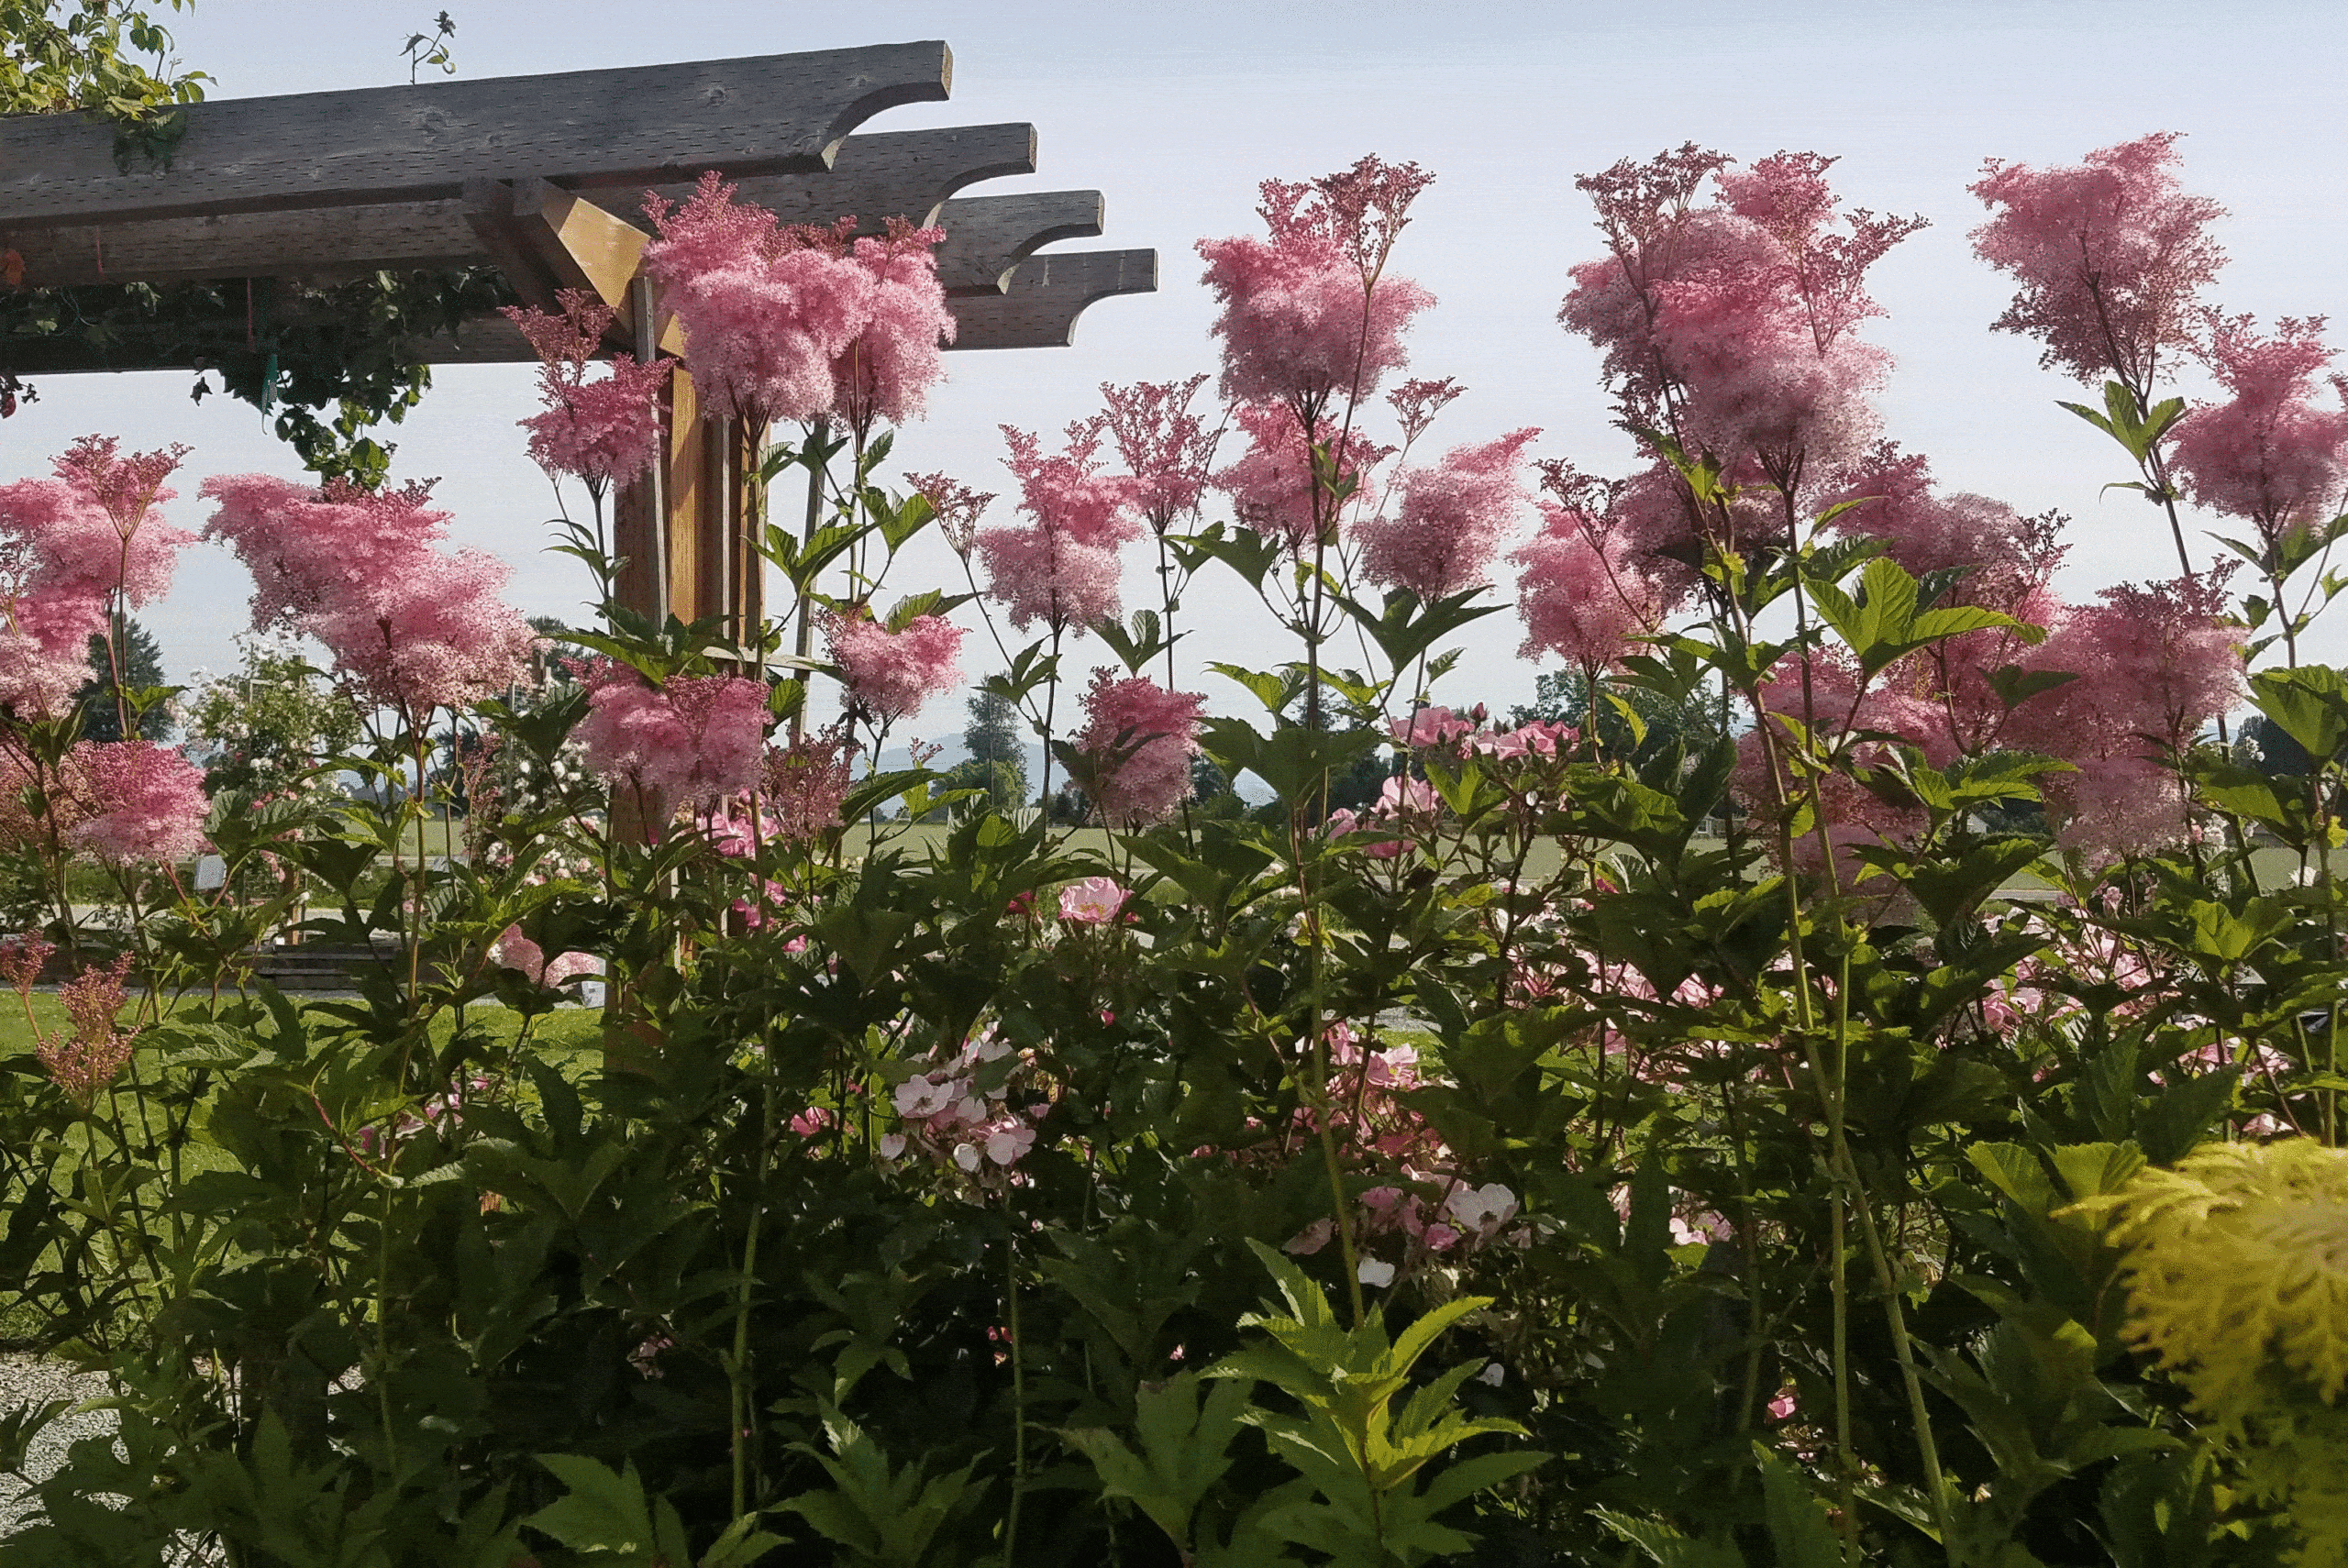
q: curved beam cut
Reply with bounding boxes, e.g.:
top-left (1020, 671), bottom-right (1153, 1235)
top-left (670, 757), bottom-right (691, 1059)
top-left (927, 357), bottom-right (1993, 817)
top-left (0, 41), bottom-right (953, 229)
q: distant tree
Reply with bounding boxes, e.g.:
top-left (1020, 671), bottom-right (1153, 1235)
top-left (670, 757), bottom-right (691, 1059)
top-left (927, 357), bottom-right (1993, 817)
top-left (937, 757), bottom-right (1025, 816)
top-left (962, 690), bottom-right (1028, 805)
top-left (75, 619), bottom-right (170, 741)
top-left (183, 630), bottom-right (363, 797)
top-left (2242, 713), bottom-right (2316, 779)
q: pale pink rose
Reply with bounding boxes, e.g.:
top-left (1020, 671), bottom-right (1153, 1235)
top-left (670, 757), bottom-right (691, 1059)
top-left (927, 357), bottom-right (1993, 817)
top-left (1058, 876), bottom-right (1131, 925)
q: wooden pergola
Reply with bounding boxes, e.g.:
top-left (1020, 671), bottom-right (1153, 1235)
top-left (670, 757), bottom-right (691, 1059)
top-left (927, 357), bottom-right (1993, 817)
top-left (0, 40), bottom-right (1156, 635)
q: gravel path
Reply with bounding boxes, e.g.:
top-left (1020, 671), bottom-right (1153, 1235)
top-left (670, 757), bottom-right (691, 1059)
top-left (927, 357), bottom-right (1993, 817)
top-left (0, 1353), bottom-right (111, 1531)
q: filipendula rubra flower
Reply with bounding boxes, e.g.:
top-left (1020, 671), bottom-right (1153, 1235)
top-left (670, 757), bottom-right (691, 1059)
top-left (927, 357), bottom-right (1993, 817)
top-left (1511, 500), bottom-right (1668, 674)
top-left (36, 954), bottom-right (137, 1110)
top-left (1561, 148), bottom-right (1911, 482)
top-left (504, 289), bottom-right (671, 498)
top-left (973, 425), bottom-right (1140, 633)
top-left (1197, 158), bottom-right (1437, 415)
top-left (825, 611), bottom-right (966, 723)
top-left (69, 740), bottom-right (208, 865)
top-left (1213, 400), bottom-right (1390, 555)
top-left (1072, 668), bottom-right (1203, 829)
top-left (1094, 374), bottom-right (1222, 535)
top-left (573, 664), bottom-right (770, 803)
top-left (830, 217), bottom-right (957, 435)
top-left (1356, 426), bottom-right (1541, 598)
top-left (0, 438), bottom-right (195, 716)
top-left (2003, 573), bottom-right (2240, 860)
top-left (2170, 314), bottom-right (2348, 547)
top-left (1969, 131), bottom-right (2227, 393)
top-left (641, 178), bottom-right (954, 435)
top-left (640, 172), bottom-right (871, 427)
top-left (203, 474), bottom-right (535, 714)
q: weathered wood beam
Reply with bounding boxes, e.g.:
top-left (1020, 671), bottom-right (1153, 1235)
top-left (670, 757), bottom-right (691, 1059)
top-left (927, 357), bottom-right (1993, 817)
top-left (935, 192), bottom-right (1102, 295)
top-left (0, 248), bottom-right (1157, 375)
top-left (949, 249), bottom-right (1157, 349)
top-left (663, 122), bottom-right (1037, 228)
top-left (3, 126), bottom-right (1046, 289)
top-left (0, 42), bottom-right (952, 228)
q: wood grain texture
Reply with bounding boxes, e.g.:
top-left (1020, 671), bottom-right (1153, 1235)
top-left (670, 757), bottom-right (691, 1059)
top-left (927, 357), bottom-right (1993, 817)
top-left (3, 125), bottom-right (1043, 289)
top-left (0, 42), bottom-right (950, 227)
top-left (949, 248), bottom-right (1158, 349)
top-left (934, 191), bottom-right (1103, 295)
top-left (655, 123), bottom-right (1037, 228)
top-left (0, 245), bottom-right (1159, 374)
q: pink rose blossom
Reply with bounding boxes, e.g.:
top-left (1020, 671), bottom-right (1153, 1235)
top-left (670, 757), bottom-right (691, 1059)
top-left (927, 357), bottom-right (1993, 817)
top-left (1073, 669), bottom-right (1204, 829)
top-left (1057, 876), bottom-right (1130, 925)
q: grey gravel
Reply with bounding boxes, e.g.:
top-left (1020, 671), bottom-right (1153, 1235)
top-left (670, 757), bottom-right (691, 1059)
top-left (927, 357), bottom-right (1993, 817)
top-left (0, 1353), bottom-right (112, 1532)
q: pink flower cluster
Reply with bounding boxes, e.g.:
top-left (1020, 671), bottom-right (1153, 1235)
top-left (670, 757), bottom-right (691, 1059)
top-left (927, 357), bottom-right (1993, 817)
top-left (572, 662), bottom-right (770, 803)
top-left (1275, 1021), bottom-right (1524, 1285)
top-left (1356, 427), bottom-right (1541, 599)
top-left (825, 611), bottom-right (965, 723)
top-left (2170, 314), bottom-right (2348, 543)
top-left (1214, 401), bottom-right (1389, 555)
top-left (202, 475), bottom-right (536, 713)
top-left (882, 1028), bottom-right (1046, 1195)
top-left (1094, 375), bottom-right (1222, 532)
top-left (761, 733), bottom-right (858, 845)
top-left (1511, 499), bottom-right (1670, 672)
top-left (488, 923), bottom-right (603, 989)
top-left (641, 175), bottom-right (953, 430)
top-left (504, 290), bottom-right (672, 496)
top-left (973, 425), bottom-right (1141, 633)
top-left (1058, 876), bottom-right (1130, 924)
top-left (36, 953), bottom-right (137, 1110)
top-left (1970, 132), bottom-right (2226, 391)
top-left (1197, 159), bottom-right (1437, 413)
top-left (68, 740), bottom-right (208, 865)
top-left (1733, 561), bottom-right (2239, 867)
top-left (1073, 669), bottom-right (1204, 829)
top-left (2003, 576), bottom-right (2241, 860)
top-left (1562, 149), bottom-right (1911, 480)
top-left (0, 438), bottom-right (194, 715)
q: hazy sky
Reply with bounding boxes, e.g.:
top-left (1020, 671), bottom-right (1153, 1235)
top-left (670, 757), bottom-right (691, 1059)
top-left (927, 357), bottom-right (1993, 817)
top-left (6, 0), bottom-right (2345, 736)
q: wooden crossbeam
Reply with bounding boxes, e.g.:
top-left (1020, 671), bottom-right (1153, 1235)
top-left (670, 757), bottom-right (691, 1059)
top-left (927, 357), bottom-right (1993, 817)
top-left (3, 126), bottom-right (1046, 289)
top-left (934, 192), bottom-right (1103, 295)
top-left (949, 249), bottom-right (1157, 348)
top-left (0, 248), bottom-right (1157, 376)
top-left (0, 42), bottom-right (952, 228)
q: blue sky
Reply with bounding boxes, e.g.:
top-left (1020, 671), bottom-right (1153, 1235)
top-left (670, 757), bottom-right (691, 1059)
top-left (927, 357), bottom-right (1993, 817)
top-left (6, 0), bottom-right (2344, 734)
